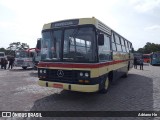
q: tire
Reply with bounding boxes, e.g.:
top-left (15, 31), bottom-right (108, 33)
top-left (22, 67), bottom-right (27, 70)
top-left (123, 70), bottom-right (128, 78)
top-left (99, 76), bottom-right (110, 94)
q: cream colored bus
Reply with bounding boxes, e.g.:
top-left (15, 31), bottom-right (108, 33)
top-left (38, 17), bottom-right (133, 93)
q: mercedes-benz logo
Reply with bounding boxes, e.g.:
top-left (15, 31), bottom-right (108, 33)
top-left (57, 70), bottom-right (64, 77)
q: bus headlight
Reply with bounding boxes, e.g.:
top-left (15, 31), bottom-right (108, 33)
top-left (43, 69), bottom-right (46, 74)
top-left (79, 71), bottom-right (90, 78)
top-left (80, 72), bottom-right (83, 77)
top-left (40, 70), bottom-right (43, 73)
top-left (85, 73), bottom-right (89, 77)
top-left (39, 69), bottom-right (47, 74)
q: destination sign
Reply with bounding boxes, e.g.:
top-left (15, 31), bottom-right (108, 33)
top-left (52, 20), bottom-right (79, 28)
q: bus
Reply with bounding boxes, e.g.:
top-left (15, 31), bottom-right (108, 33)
top-left (38, 17), bottom-right (133, 93)
top-left (14, 49), bottom-right (35, 69)
top-left (143, 54), bottom-right (150, 63)
top-left (14, 48), bottom-right (41, 69)
top-left (14, 39), bottom-right (41, 70)
top-left (150, 52), bottom-right (160, 65)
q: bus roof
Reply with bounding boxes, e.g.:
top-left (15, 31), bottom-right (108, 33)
top-left (42, 17), bottom-right (132, 45)
top-left (42, 17), bottom-right (112, 35)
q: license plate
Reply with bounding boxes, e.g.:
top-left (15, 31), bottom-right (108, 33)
top-left (53, 84), bottom-right (63, 88)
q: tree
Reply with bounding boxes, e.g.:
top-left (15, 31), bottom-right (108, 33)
top-left (0, 47), bottom-right (14, 56)
top-left (7, 42), bottom-right (29, 51)
top-left (0, 48), bottom-right (6, 52)
top-left (137, 48), bottom-right (145, 53)
top-left (5, 42), bottom-right (29, 56)
top-left (137, 42), bottom-right (160, 54)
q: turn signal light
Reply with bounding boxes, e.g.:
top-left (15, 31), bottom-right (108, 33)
top-left (84, 80), bottom-right (90, 83)
top-left (79, 80), bottom-right (90, 83)
top-left (79, 80), bottom-right (84, 83)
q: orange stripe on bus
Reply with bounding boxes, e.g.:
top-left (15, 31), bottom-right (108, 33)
top-left (38, 59), bottom-right (131, 68)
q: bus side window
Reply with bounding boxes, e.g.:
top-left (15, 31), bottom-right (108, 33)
top-left (99, 34), bottom-right (111, 62)
top-left (116, 44), bottom-right (122, 52)
top-left (112, 43), bottom-right (117, 51)
top-left (114, 33), bottom-right (120, 44)
top-left (124, 40), bottom-right (129, 52)
top-left (111, 33), bottom-right (115, 43)
top-left (111, 32), bottom-right (117, 51)
top-left (124, 40), bottom-right (128, 48)
top-left (121, 38), bottom-right (125, 46)
top-left (120, 38), bottom-right (126, 52)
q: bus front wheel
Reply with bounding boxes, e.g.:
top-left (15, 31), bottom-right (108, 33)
top-left (99, 76), bottom-right (110, 94)
top-left (123, 70), bottom-right (128, 78)
top-left (22, 67), bottom-right (27, 70)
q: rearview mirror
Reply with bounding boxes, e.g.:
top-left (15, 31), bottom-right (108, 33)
top-left (98, 34), bottom-right (104, 46)
top-left (36, 38), bottom-right (41, 49)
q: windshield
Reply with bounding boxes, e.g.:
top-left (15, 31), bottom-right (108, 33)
top-left (153, 53), bottom-right (160, 58)
top-left (15, 51), bottom-right (29, 58)
top-left (41, 26), bottom-right (97, 63)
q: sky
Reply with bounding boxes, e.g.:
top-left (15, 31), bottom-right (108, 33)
top-left (0, 0), bottom-right (160, 50)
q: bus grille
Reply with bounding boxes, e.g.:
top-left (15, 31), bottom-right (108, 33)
top-left (47, 69), bottom-right (78, 83)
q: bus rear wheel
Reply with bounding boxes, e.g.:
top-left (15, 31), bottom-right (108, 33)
top-left (99, 76), bottom-right (110, 94)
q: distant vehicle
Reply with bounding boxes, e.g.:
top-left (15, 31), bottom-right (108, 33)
top-left (0, 52), bottom-right (5, 65)
top-left (143, 54), bottom-right (150, 63)
top-left (133, 53), bottom-right (143, 65)
top-left (14, 49), bottom-right (34, 69)
top-left (14, 49), bottom-right (36, 69)
top-left (150, 52), bottom-right (160, 65)
top-left (14, 39), bottom-right (41, 70)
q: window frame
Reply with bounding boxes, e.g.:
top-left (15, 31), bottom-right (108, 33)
top-left (98, 32), bottom-right (112, 62)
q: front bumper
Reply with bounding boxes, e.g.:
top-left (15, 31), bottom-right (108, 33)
top-left (38, 80), bottom-right (99, 92)
top-left (14, 62), bottom-right (32, 67)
